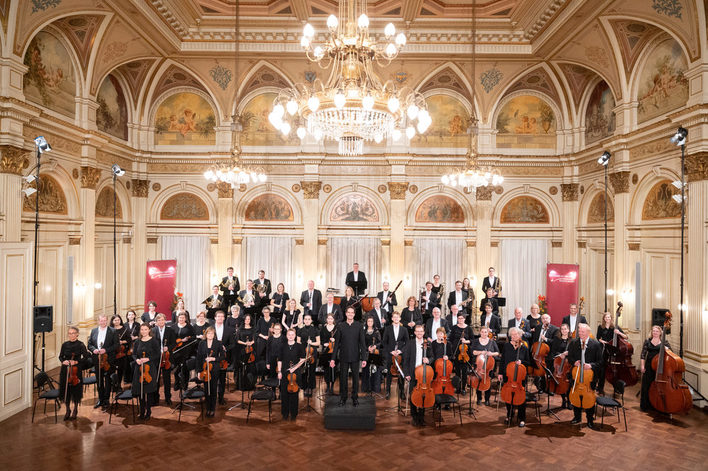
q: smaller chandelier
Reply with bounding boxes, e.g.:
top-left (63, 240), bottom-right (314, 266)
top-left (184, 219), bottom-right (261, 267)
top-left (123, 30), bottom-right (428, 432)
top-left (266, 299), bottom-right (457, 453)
top-left (441, 124), bottom-right (503, 190)
top-left (204, 161), bottom-right (267, 187)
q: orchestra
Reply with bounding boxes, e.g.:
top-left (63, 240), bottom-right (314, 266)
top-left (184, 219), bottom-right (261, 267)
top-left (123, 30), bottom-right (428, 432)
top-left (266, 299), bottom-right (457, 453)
top-left (49, 265), bottom-right (688, 429)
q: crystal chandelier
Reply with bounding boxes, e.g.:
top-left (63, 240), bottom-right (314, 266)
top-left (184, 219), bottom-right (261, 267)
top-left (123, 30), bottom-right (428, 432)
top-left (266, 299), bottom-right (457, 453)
top-left (268, 0), bottom-right (431, 155)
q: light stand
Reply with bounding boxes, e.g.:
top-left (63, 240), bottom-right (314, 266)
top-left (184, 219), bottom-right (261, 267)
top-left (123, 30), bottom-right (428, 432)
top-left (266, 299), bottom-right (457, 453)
top-left (111, 164), bottom-right (125, 319)
top-left (598, 151), bottom-right (611, 312)
top-left (670, 127), bottom-right (688, 357)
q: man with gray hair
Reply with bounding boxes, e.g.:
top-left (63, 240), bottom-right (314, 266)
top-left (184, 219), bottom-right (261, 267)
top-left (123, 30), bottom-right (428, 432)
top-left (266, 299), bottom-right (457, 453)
top-left (87, 314), bottom-right (117, 409)
top-left (507, 307), bottom-right (531, 343)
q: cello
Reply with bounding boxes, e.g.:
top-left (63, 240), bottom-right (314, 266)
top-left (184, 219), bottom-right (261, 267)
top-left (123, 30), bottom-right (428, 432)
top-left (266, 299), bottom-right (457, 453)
top-left (649, 312), bottom-right (692, 414)
top-left (500, 340), bottom-right (526, 407)
top-left (569, 339), bottom-right (596, 410)
top-left (605, 301), bottom-right (638, 387)
top-left (469, 350), bottom-right (494, 393)
top-left (548, 346), bottom-right (571, 395)
top-left (529, 336), bottom-right (550, 377)
top-left (411, 340), bottom-right (435, 409)
top-left (432, 335), bottom-right (455, 395)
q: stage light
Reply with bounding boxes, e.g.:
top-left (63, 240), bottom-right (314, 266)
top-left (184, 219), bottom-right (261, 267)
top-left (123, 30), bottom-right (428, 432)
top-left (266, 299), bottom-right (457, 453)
top-left (111, 164), bottom-right (125, 176)
top-left (22, 187), bottom-right (37, 197)
top-left (597, 151), bottom-right (611, 166)
top-left (23, 174), bottom-right (36, 183)
top-left (94, 282), bottom-right (102, 290)
top-left (606, 289), bottom-right (614, 295)
top-left (670, 126), bottom-right (688, 146)
top-left (33, 136), bottom-right (51, 153)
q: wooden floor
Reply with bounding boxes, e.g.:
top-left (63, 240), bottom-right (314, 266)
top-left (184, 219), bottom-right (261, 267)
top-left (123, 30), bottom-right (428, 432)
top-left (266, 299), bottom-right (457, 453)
top-left (3, 372), bottom-right (707, 471)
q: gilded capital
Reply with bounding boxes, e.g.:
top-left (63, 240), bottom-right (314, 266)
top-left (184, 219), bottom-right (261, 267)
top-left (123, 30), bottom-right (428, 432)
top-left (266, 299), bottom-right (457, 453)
top-left (560, 183), bottom-right (579, 201)
top-left (387, 182), bottom-right (409, 200)
top-left (131, 179), bottom-right (149, 197)
top-left (0, 146), bottom-right (28, 175)
top-left (686, 152), bottom-right (708, 182)
top-left (475, 185), bottom-right (493, 201)
top-left (217, 181), bottom-right (234, 198)
top-left (609, 171), bottom-right (630, 194)
top-left (300, 181), bottom-right (322, 199)
top-left (80, 166), bottom-right (101, 189)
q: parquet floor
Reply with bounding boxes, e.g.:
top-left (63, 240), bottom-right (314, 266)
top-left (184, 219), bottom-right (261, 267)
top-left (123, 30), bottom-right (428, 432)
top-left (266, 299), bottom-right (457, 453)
top-left (2, 372), bottom-right (707, 471)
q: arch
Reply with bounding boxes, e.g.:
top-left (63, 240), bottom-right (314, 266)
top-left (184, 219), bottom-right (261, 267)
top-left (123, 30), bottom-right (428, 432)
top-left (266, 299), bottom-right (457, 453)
top-left (579, 183), bottom-right (616, 227)
top-left (149, 87), bottom-right (219, 147)
top-left (236, 184), bottom-right (302, 225)
top-left (22, 173), bottom-right (68, 215)
top-left (94, 57), bottom-right (158, 111)
top-left (235, 60), bottom-right (295, 114)
top-left (414, 62), bottom-right (476, 113)
top-left (238, 90), bottom-right (300, 147)
top-left (629, 167), bottom-right (681, 225)
top-left (491, 90), bottom-right (563, 151)
top-left (641, 180), bottom-right (681, 221)
top-left (554, 61), bottom-right (619, 111)
top-left (407, 186), bottom-right (473, 226)
top-left (95, 178), bottom-right (131, 221)
top-left (320, 185), bottom-right (388, 226)
top-left (493, 187), bottom-right (560, 226)
top-left (23, 163), bottom-right (81, 220)
top-left (95, 186), bottom-right (122, 219)
top-left (581, 78), bottom-right (617, 146)
top-left (149, 184), bottom-right (216, 224)
top-left (412, 91), bottom-right (473, 149)
top-left (95, 73), bottom-right (129, 141)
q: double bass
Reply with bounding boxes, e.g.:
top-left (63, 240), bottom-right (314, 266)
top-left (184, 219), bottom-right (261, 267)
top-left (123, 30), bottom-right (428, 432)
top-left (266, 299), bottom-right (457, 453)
top-left (500, 340), bottom-right (526, 406)
top-left (410, 340), bottom-right (435, 409)
top-left (605, 301), bottom-right (638, 387)
top-left (569, 339), bottom-right (596, 409)
top-left (649, 312), bottom-right (692, 414)
top-left (431, 335), bottom-right (455, 395)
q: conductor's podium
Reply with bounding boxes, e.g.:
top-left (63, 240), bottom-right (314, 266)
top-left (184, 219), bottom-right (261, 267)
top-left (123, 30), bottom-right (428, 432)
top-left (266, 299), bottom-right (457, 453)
top-left (323, 396), bottom-right (376, 430)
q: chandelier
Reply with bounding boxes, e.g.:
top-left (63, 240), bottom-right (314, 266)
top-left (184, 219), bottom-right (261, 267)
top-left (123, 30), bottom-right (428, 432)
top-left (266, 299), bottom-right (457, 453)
top-left (268, 0), bottom-right (431, 155)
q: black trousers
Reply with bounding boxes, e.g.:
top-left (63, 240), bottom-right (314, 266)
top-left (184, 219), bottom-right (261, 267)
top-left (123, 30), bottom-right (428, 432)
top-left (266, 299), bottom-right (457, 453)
top-left (573, 405), bottom-right (595, 423)
top-left (204, 376), bottom-right (218, 411)
top-left (217, 370), bottom-right (227, 399)
top-left (339, 360), bottom-right (361, 400)
top-left (454, 360), bottom-right (469, 391)
top-left (408, 378), bottom-right (426, 421)
top-left (154, 367), bottom-right (171, 402)
top-left (301, 358), bottom-right (317, 390)
top-left (97, 367), bottom-right (112, 402)
top-left (506, 402), bottom-right (526, 422)
top-left (281, 381), bottom-right (299, 419)
top-left (476, 389), bottom-right (492, 401)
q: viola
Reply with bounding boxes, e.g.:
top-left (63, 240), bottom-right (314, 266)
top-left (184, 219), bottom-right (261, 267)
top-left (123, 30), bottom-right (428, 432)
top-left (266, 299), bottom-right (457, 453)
top-left (220, 358), bottom-right (229, 370)
top-left (500, 341), bottom-right (526, 406)
top-left (432, 335), bottom-right (455, 395)
top-left (67, 353), bottom-right (80, 386)
top-left (469, 351), bottom-right (494, 392)
top-left (569, 339), bottom-right (596, 409)
top-left (139, 352), bottom-right (152, 384)
top-left (605, 301), bottom-right (638, 387)
top-left (529, 338), bottom-right (550, 377)
top-left (306, 343), bottom-right (316, 365)
top-left (411, 340), bottom-right (435, 409)
top-left (286, 362), bottom-right (299, 393)
top-left (547, 347), bottom-right (571, 395)
top-left (327, 330), bottom-right (335, 354)
top-left (649, 311), bottom-right (692, 414)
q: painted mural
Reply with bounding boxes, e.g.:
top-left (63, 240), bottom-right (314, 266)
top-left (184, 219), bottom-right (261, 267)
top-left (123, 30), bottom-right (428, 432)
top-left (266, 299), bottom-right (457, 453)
top-left (411, 94), bottom-right (469, 148)
top-left (95, 187), bottom-right (122, 218)
top-left (496, 95), bottom-right (556, 149)
top-left (500, 196), bottom-right (549, 224)
top-left (637, 38), bottom-right (688, 123)
top-left (414, 195), bottom-right (465, 223)
top-left (22, 174), bottom-right (67, 214)
top-left (154, 92), bottom-right (216, 145)
top-left (587, 193), bottom-right (614, 224)
top-left (23, 31), bottom-right (77, 118)
top-left (97, 75), bottom-right (128, 141)
top-left (329, 193), bottom-right (379, 223)
top-left (642, 180), bottom-right (680, 220)
top-left (160, 193), bottom-right (209, 220)
top-left (242, 92), bottom-right (299, 146)
top-left (245, 193), bottom-right (294, 221)
top-left (585, 81), bottom-right (616, 144)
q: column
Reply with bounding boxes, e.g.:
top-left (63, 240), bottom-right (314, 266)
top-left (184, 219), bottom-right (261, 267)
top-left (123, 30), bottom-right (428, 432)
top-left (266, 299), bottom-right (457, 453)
top-left (77, 166), bottom-right (101, 322)
top-left (475, 186), bottom-right (493, 301)
top-left (130, 179), bottom-right (149, 309)
top-left (0, 146), bottom-right (26, 242)
top-left (216, 182), bottom-right (234, 270)
top-left (559, 183), bottom-right (579, 263)
top-left (685, 151), bottom-right (708, 403)
top-left (300, 181), bottom-right (321, 287)
top-left (388, 182), bottom-right (408, 287)
top-left (610, 168), bottom-right (631, 322)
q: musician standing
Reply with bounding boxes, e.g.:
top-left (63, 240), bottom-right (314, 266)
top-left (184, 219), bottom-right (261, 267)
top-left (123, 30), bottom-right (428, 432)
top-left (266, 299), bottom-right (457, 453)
top-left (254, 269), bottom-right (272, 296)
top-left (596, 311), bottom-right (628, 395)
top-left (220, 267), bottom-right (240, 310)
top-left (331, 307), bottom-right (367, 406)
top-left (639, 325), bottom-right (671, 412)
top-left (499, 327), bottom-right (530, 427)
top-left (196, 326), bottom-right (223, 417)
top-left (88, 314), bottom-right (117, 409)
top-left (447, 280), bottom-right (471, 320)
top-left (507, 307), bottom-right (532, 343)
top-left (141, 301), bottom-right (159, 327)
top-left (361, 316), bottom-right (382, 394)
top-left (481, 267), bottom-right (501, 295)
top-left (152, 313), bottom-right (176, 406)
top-left (403, 324), bottom-right (433, 427)
top-left (278, 328), bottom-right (306, 421)
top-left (420, 281), bottom-right (440, 324)
top-left (270, 282), bottom-right (289, 322)
top-left (318, 292), bottom-right (343, 324)
top-left (382, 311), bottom-right (408, 400)
top-left (296, 313), bottom-right (320, 397)
top-left (367, 297), bottom-right (387, 332)
top-left (132, 323), bottom-right (160, 420)
top-left (124, 310), bottom-right (141, 383)
top-left (226, 304), bottom-right (243, 330)
top-left (567, 323), bottom-right (602, 429)
top-left (59, 326), bottom-right (90, 420)
top-left (377, 281), bottom-right (397, 318)
top-left (345, 263), bottom-right (368, 297)
top-left (266, 323), bottom-right (285, 379)
top-left (320, 314), bottom-right (338, 394)
top-left (213, 310), bottom-right (235, 405)
top-left (424, 307), bottom-right (449, 342)
top-left (111, 315), bottom-right (129, 386)
top-left (299, 280), bottom-right (322, 323)
top-left (172, 312), bottom-right (195, 389)
top-left (282, 298), bottom-right (302, 331)
top-left (562, 303), bottom-right (587, 336)
top-left (203, 285), bottom-right (224, 321)
top-left (401, 296), bottom-right (423, 337)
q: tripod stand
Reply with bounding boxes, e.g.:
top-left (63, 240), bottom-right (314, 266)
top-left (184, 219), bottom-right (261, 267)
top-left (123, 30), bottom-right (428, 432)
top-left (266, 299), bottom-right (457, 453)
top-left (300, 359), bottom-right (319, 414)
top-left (171, 360), bottom-right (196, 413)
top-left (227, 360), bottom-right (250, 411)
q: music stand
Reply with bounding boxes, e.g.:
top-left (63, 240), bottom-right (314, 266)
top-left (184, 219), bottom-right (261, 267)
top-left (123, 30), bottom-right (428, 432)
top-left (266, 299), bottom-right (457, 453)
top-left (227, 361), bottom-right (248, 411)
top-left (300, 359), bottom-right (319, 414)
top-left (365, 353), bottom-right (385, 400)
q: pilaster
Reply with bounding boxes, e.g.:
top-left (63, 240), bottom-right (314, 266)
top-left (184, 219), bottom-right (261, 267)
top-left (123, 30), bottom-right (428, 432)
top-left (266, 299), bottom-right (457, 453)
top-left (300, 180), bottom-right (321, 288)
top-left (130, 179), bottom-right (149, 309)
top-left (0, 145), bottom-right (27, 242)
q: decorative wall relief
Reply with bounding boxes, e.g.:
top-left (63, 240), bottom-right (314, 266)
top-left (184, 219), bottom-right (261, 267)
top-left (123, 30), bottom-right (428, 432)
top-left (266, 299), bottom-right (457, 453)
top-left (411, 94), bottom-right (470, 148)
top-left (500, 196), bottom-right (550, 223)
top-left (495, 95), bottom-right (556, 149)
top-left (329, 193), bottom-right (379, 222)
top-left (241, 92), bottom-right (299, 146)
top-left (22, 174), bottom-right (67, 214)
top-left (585, 81), bottom-right (616, 144)
top-left (245, 193), bottom-right (294, 221)
top-left (97, 74), bottom-right (129, 140)
top-left (414, 195), bottom-right (464, 223)
top-left (95, 187), bottom-right (122, 218)
top-left (160, 192), bottom-right (209, 220)
top-left (31, 0), bottom-right (61, 14)
top-left (652, 0), bottom-right (683, 19)
top-left (23, 31), bottom-right (77, 118)
top-left (587, 193), bottom-right (614, 224)
top-left (641, 180), bottom-right (681, 220)
top-left (480, 68), bottom-right (503, 93)
top-left (154, 92), bottom-right (216, 145)
top-left (637, 38), bottom-right (688, 123)
top-left (209, 63), bottom-right (232, 90)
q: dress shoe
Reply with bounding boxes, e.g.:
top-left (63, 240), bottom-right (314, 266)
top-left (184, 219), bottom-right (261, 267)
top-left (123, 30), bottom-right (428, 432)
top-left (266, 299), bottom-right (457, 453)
top-left (71, 408), bottom-right (78, 420)
top-left (138, 412), bottom-right (145, 420)
top-left (352, 398), bottom-right (359, 407)
top-left (570, 418), bottom-right (581, 425)
top-left (94, 401), bottom-right (102, 409)
top-left (144, 410), bottom-right (151, 420)
top-left (338, 399), bottom-right (346, 407)
top-left (385, 392), bottom-right (390, 400)
top-left (219, 397), bottom-right (226, 405)
top-left (477, 399), bottom-right (482, 405)
top-left (587, 422), bottom-right (597, 430)
top-left (166, 398), bottom-right (172, 406)
top-left (64, 410), bottom-right (71, 421)
top-left (484, 400), bottom-right (491, 406)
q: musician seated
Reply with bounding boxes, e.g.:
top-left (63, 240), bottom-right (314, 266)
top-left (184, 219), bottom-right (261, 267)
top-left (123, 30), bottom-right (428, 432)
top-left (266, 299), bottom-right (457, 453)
top-left (471, 325), bottom-right (500, 405)
top-left (424, 307), bottom-right (449, 342)
top-left (532, 314), bottom-right (558, 346)
top-left (507, 307), bottom-right (531, 343)
top-left (479, 303), bottom-right (502, 336)
top-left (568, 324), bottom-right (602, 429)
top-left (282, 299), bottom-right (302, 331)
top-left (238, 280), bottom-right (257, 316)
top-left (447, 280), bottom-right (472, 318)
top-left (367, 297), bottom-right (387, 332)
top-left (448, 309), bottom-right (474, 394)
top-left (403, 324), bottom-right (433, 427)
top-left (318, 293), bottom-right (343, 325)
top-left (172, 312), bottom-right (195, 388)
top-left (479, 288), bottom-right (499, 317)
top-left (377, 281), bottom-right (397, 317)
top-left (171, 298), bottom-right (190, 325)
top-left (498, 327), bottom-right (530, 427)
top-left (193, 310), bottom-right (211, 340)
top-left (596, 311), bottom-right (628, 395)
top-left (203, 285), bottom-right (224, 320)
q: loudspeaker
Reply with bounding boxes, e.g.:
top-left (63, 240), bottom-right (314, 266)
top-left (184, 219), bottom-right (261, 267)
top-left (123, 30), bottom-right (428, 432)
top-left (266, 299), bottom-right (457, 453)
top-left (33, 305), bottom-right (53, 333)
top-left (652, 308), bottom-right (671, 333)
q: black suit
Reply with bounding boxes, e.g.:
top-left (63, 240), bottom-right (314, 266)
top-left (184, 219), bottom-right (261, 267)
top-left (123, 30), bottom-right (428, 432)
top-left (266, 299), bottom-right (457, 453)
top-left (481, 276), bottom-right (501, 294)
top-left (377, 291), bottom-right (397, 316)
top-left (479, 297), bottom-right (499, 316)
top-left (402, 339), bottom-right (434, 421)
top-left (479, 313), bottom-right (502, 335)
top-left (318, 303), bottom-right (343, 325)
top-left (424, 317), bottom-right (450, 340)
top-left (383, 324), bottom-right (408, 393)
top-left (254, 278), bottom-right (272, 296)
top-left (203, 294), bottom-right (224, 320)
top-left (333, 320), bottom-right (367, 401)
top-left (220, 276), bottom-right (240, 309)
top-left (561, 314), bottom-right (588, 335)
top-left (140, 312), bottom-right (158, 327)
top-left (152, 326), bottom-right (177, 402)
top-left (420, 291), bottom-right (440, 318)
top-left (447, 290), bottom-right (471, 313)
top-left (506, 318), bottom-right (532, 342)
top-left (567, 337), bottom-right (603, 423)
top-left (213, 323), bottom-right (235, 400)
top-left (299, 289), bottom-right (322, 323)
top-left (345, 271), bottom-right (368, 297)
top-left (366, 308), bottom-right (387, 331)
top-left (87, 326), bottom-right (118, 403)
top-left (531, 323), bottom-right (559, 345)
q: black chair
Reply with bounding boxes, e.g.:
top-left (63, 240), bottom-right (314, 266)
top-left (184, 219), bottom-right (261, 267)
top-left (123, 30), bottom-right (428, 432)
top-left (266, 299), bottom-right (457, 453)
top-left (108, 372), bottom-right (135, 424)
top-left (246, 388), bottom-right (275, 423)
top-left (32, 372), bottom-right (60, 423)
top-left (525, 390), bottom-right (542, 424)
top-left (262, 377), bottom-right (280, 400)
top-left (596, 380), bottom-right (627, 432)
top-left (83, 368), bottom-right (97, 396)
top-left (433, 376), bottom-right (463, 427)
top-left (178, 358), bottom-right (205, 422)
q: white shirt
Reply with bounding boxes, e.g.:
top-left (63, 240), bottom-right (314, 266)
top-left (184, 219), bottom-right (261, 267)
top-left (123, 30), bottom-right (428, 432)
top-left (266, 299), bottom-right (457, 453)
top-left (97, 327), bottom-right (107, 348)
top-left (158, 326), bottom-right (165, 343)
top-left (432, 318), bottom-right (441, 336)
top-left (216, 323), bottom-right (224, 341)
top-left (569, 315), bottom-right (578, 332)
top-left (540, 326), bottom-right (548, 340)
top-left (485, 315), bottom-right (491, 326)
top-left (489, 276), bottom-right (496, 287)
top-left (393, 324), bottom-right (400, 340)
top-left (382, 291), bottom-right (390, 308)
top-left (415, 340), bottom-right (424, 367)
top-left (455, 291), bottom-right (463, 306)
top-left (227, 277), bottom-right (234, 294)
top-left (353, 271), bottom-right (358, 281)
top-left (327, 303), bottom-right (333, 314)
top-left (515, 318), bottom-right (523, 328)
top-left (375, 309), bottom-right (383, 323)
top-left (425, 291), bottom-right (432, 310)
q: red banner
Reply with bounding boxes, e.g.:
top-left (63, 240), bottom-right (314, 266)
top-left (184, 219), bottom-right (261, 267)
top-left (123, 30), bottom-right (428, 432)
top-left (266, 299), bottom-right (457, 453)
top-left (145, 260), bottom-right (177, 315)
top-left (546, 263), bottom-right (579, 327)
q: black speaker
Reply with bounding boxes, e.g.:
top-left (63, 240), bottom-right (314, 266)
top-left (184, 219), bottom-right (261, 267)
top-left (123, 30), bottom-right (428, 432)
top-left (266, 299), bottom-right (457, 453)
top-left (652, 308), bottom-right (671, 332)
top-left (33, 305), bottom-right (53, 333)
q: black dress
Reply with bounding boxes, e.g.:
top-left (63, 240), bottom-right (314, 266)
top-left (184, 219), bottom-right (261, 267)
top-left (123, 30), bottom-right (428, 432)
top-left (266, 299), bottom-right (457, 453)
top-left (640, 338), bottom-right (670, 411)
top-left (526, 315), bottom-right (542, 337)
top-left (282, 310), bottom-right (301, 331)
top-left (471, 337), bottom-right (499, 401)
top-left (401, 307), bottom-right (423, 337)
top-left (271, 292), bottom-right (289, 321)
top-left (297, 324), bottom-right (319, 390)
top-left (361, 329), bottom-right (382, 393)
top-left (265, 334), bottom-right (286, 378)
top-left (596, 325), bottom-right (624, 393)
top-left (113, 325), bottom-right (130, 385)
top-left (131, 338), bottom-right (160, 399)
top-left (320, 324), bottom-right (337, 386)
top-left (193, 321), bottom-right (211, 339)
top-left (499, 342), bottom-right (531, 422)
top-left (59, 340), bottom-right (90, 404)
top-left (237, 327), bottom-right (257, 390)
top-left (256, 316), bottom-right (276, 373)
top-left (196, 339), bottom-right (224, 411)
top-left (280, 342), bottom-right (305, 419)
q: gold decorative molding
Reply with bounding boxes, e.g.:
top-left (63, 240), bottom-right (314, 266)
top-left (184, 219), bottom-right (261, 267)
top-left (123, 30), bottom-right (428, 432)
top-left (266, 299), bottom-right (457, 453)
top-left (217, 182), bottom-right (234, 198)
top-left (322, 184), bottom-right (332, 193)
top-left (80, 166), bottom-right (101, 189)
top-left (207, 183), bottom-right (216, 192)
top-left (291, 183), bottom-right (301, 193)
top-left (548, 186), bottom-right (558, 195)
top-left (686, 152), bottom-right (708, 182)
top-left (210, 238), bottom-right (219, 244)
top-left (490, 241), bottom-right (499, 248)
top-left (233, 238), bottom-right (242, 244)
top-left (388, 182), bottom-right (409, 200)
top-left (318, 238), bottom-right (328, 245)
top-left (551, 241), bottom-right (563, 248)
top-left (0, 146), bottom-right (27, 175)
top-left (578, 241), bottom-right (587, 248)
top-left (560, 183), bottom-right (579, 201)
top-left (300, 181), bottom-right (322, 199)
top-left (409, 185), bottom-right (418, 194)
top-left (380, 239), bottom-right (390, 246)
top-left (69, 236), bottom-right (81, 245)
top-left (476, 186), bottom-right (493, 201)
top-left (152, 182), bottom-right (161, 192)
top-left (122, 237), bottom-right (132, 244)
top-left (466, 240), bottom-right (476, 247)
top-left (404, 239), bottom-right (413, 246)
top-left (628, 242), bottom-right (640, 251)
top-left (378, 184), bottom-right (387, 193)
top-left (295, 239), bottom-right (304, 245)
top-left (609, 171), bottom-right (630, 194)
top-left (131, 179), bottom-right (149, 197)
top-left (147, 237), bottom-right (158, 244)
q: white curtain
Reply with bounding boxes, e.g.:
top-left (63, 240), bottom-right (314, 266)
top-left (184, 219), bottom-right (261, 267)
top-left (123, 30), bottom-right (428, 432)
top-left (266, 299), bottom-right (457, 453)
top-left (244, 236), bottom-right (294, 295)
top-left (408, 238), bottom-right (466, 312)
top-left (500, 239), bottom-right (547, 322)
top-left (327, 237), bottom-right (380, 294)
top-left (161, 236), bottom-right (210, 318)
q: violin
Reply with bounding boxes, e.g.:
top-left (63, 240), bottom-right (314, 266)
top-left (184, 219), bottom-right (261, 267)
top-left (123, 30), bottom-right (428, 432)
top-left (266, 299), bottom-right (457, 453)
top-left (305, 342), bottom-right (315, 365)
top-left (649, 311), bottom-right (692, 414)
top-left (286, 361), bottom-right (299, 393)
top-left (605, 301), bottom-right (638, 387)
top-left (457, 329), bottom-right (470, 363)
top-left (160, 339), bottom-right (171, 370)
top-left (175, 335), bottom-right (191, 349)
top-left (99, 342), bottom-right (111, 372)
top-left (411, 340), bottom-right (435, 409)
top-left (432, 335), bottom-right (455, 395)
top-left (139, 352), bottom-right (152, 384)
top-left (390, 342), bottom-right (403, 377)
top-left (569, 338), bottom-right (596, 409)
top-left (500, 340), bottom-right (526, 406)
top-left (529, 336), bottom-right (550, 377)
top-left (327, 331), bottom-right (335, 354)
top-left (245, 336), bottom-right (255, 364)
top-left (547, 342), bottom-right (571, 395)
top-left (67, 353), bottom-right (80, 387)
top-left (116, 328), bottom-right (128, 359)
top-left (199, 349), bottom-right (213, 383)
top-left (469, 350), bottom-right (494, 392)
